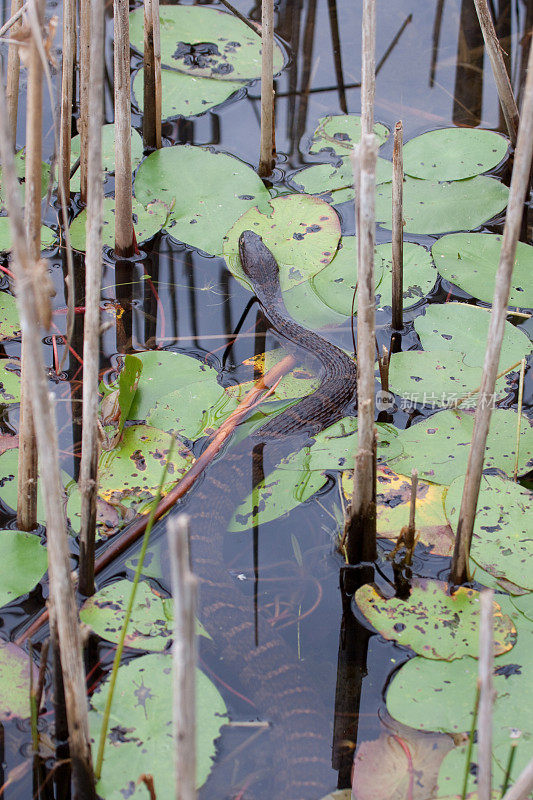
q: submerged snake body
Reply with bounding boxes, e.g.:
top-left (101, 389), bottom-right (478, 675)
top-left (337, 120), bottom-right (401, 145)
top-left (161, 232), bottom-right (358, 799)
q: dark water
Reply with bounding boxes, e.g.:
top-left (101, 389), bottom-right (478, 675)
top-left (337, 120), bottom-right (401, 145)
top-left (0, 0), bottom-right (532, 797)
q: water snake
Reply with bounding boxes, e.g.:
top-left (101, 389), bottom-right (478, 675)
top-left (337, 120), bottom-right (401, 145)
top-left (159, 230), bottom-right (358, 798)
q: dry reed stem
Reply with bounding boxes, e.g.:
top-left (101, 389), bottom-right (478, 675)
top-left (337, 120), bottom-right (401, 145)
top-left (79, 0), bottom-right (90, 202)
top-left (513, 358), bottom-right (526, 481)
top-left (361, 0), bottom-right (376, 134)
top-left (78, 0), bottom-right (105, 597)
top-left (258, 0), bottom-right (274, 177)
top-left (450, 43), bottom-right (533, 585)
top-left (391, 120), bottom-right (403, 330)
top-left (167, 515), bottom-right (198, 800)
top-left (58, 0), bottom-right (75, 200)
top-left (478, 589), bottom-right (494, 800)
top-left (143, 0), bottom-right (157, 148)
top-left (153, 0), bottom-right (162, 149)
top-left (6, 0), bottom-right (23, 143)
top-left (0, 79), bottom-right (96, 800)
top-left (114, 0), bottom-right (134, 256)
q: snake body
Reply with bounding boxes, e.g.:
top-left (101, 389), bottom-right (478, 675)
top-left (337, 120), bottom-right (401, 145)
top-left (162, 231), bottom-right (358, 798)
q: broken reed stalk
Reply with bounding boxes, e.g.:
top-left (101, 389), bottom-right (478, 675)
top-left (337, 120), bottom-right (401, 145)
top-left (153, 0), bottom-right (162, 145)
top-left (501, 757), bottom-right (533, 800)
top-left (258, 0), bottom-right (275, 177)
top-left (361, 0), bottom-right (376, 134)
top-left (513, 358), bottom-right (526, 481)
top-left (78, 0), bottom-right (90, 203)
top-left (344, 135), bottom-right (379, 564)
top-left (450, 43), bottom-right (533, 585)
top-left (78, 0), bottom-right (104, 598)
top-left (167, 515), bottom-right (198, 800)
top-left (18, 0), bottom-right (44, 532)
top-left (58, 0), bottom-right (76, 201)
top-left (0, 83), bottom-right (96, 800)
top-left (114, 0), bottom-right (135, 256)
top-left (477, 589), bottom-right (494, 800)
top-left (473, 0), bottom-right (519, 145)
top-left (6, 0), bottom-right (23, 143)
top-left (391, 121), bottom-right (403, 331)
top-left (143, 0), bottom-right (161, 149)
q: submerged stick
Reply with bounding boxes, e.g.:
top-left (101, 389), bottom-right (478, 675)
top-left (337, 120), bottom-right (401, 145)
top-left (167, 515), bottom-right (198, 800)
top-left (59, 0), bottom-right (75, 201)
top-left (478, 589), bottom-right (494, 800)
top-left (114, 0), bottom-right (135, 256)
top-left (79, 0), bottom-right (91, 203)
top-left (258, 0), bottom-right (275, 177)
top-left (391, 121), bottom-right (403, 330)
top-left (450, 44), bottom-right (533, 585)
top-left (473, 0), bottom-right (519, 144)
top-left (361, 0), bottom-right (376, 134)
top-left (78, 0), bottom-right (104, 597)
top-left (6, 0), bottom-right (23, 144)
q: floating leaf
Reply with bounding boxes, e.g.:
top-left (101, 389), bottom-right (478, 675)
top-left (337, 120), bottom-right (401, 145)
top-left (89, 653), bottom-right (228, 796)
top-left (0, 218), bottom-right (55, 253)
top-left (0, 641), bottom-right (39, 721)
top-left (135, 145), bottom-right (270, 255)
top-left (223, 194), bottom-right (341, 292)
top-left (0, 150), bottom-right (50, 207)
top-left (388, 350), bottom-right (487, 406)
top-left (391, 408), bottom-right (533, 485)
top-left (437, 741), bottom-right (525, 798)
top-left (69, 124), bottom-right (144, 193)
top-left (414, 303), bottom-right (530, 369)
top-left (69, 197), bottom-right (167, 252)
top-left (133, 68), bottom-right (241, 120)
top-left (0, 529), bottom-right (48, 608)
top-left (228, 348), bottom-right (320, 402)
top-left (116, 355), bottom-right (143, 436)
top-left (511, 592), bottom-right (533, 622)
top-left (355, 579), bottom-right (516, 660)
top-left (403, 128), bottom-right (508, 181)
top-left (375, 176), bottom-right (508, 234)
top-left (291, 156), bottom-right (392, 204)
top-left (0, 291), bottom-right (20, 339)
top-left (0, 359), bottom-right (21, 404)
top-left (342, 465), bottom-right (454, 556)
top-left (282, 278), bottom-right (348, 330)
top-left (130, 5), bottom-right (284, 81)
top-left (431, 233), bottom-right (533, 308)
top-left (303, 417), bottom-right (402, 470)
top-left (307, 114), bottom-right (389, 156)
top-left (148, 380), bottom-right (237, 440)
top-left (445, 476), bottom-right (533, 591)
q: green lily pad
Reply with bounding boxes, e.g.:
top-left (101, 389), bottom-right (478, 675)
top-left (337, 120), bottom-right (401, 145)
top-left (414, 302), bottom-right (530, 369)
top-left (0, 359), bottom-right (21, 404)
top-left (282, 278), bottom-right (349, 330)
top-left (0, 529), bottom-right (48, 608)
top-left (129, 5), bottom-right (284, 81)
top-left (403, 128), bottom-right (509, 181)
top-left (148, 380), bottom-right (238, 440)
top-left (388, 350), bottom-right (487, 406)
top-left (445, 475), bottom-right (533, 591)
top-left (375, 242), bottom-right (437, 309)
top-left (307, 114), bottom-right (390, 156)
top-left (431, 233), bottom-right (533, 308)
top-left (0, 292), bottom-right (20, 339)
top-left (355, 579), bottom-right (516, 660)
top-left (133, 67), bottom-right (241, 120)
top-left (0, 150), bottom-right (51, 208)
top-left (375, 176), bottom-right (509, 234)
top-left (301, 416), bottom-right (403, 470)
top-left (391, 408), bottom-right (533, 485)
top-left (227, 348), bottom-right (320, 403)
top-left (437, 740), bottom-right (527, 798)
top-left (511, 592), bottom-right (533, 622)
top-left (135, 144), bottom-right (270, 255)
top-left (0, 641), bottom-right (39, 721)
top-left (89, 652), bottom-right (228, 796)
top-left (291, 156), bottom-right (393, 204)
top-left (69, 196), bottom-right (167, 252)
top-left (97, 425), bottom-right (194, 503)
top-left (223, 193), bottom-right (341, 292)
top-left (0, 218), bottom-right (55, 253)
top-left (69, 124), bottom-right (144, 194)
top-left (311, 236), bottom-right (368, 316)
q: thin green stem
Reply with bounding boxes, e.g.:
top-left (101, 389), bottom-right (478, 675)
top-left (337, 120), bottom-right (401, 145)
top-left (94, 436), bottom-right (175, 780)
top-left (501, 741), bottom-right (518, 797)
top-left (462, 684), bottom-right (480, 800)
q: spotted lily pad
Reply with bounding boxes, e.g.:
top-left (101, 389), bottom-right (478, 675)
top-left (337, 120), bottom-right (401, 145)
top-left (437, 741), bottom-right (526, 798)
top-left (223, 193), bottom-right (341, 292)
top-left (69, 196), bottom-right (167, 252)
top-left (0, 641), bottom-right (39, 721)
top-left (307, 114), bottom-right (390, 156)
top-left (388, 350), bottom-right (487, 407)
top-left (445, 475), bottom-right (533, 591)
top-left (403, 128), bottom-right (508, 181)
top-left (282, 278), bottom-right (349, 330)
top-left (148, 380), bottom-right (238, 440)
top-left (0, 218), bottom-right (55, 252)
top-left (89, 652), bottom-right (228, 796)
top-left (302, 417), bottom-right (403, 470)
top-left (375, 243), bottom-right (437, 309)
top-left (0, 292), bottom-right (20, 339)
top-left (69, 124), bottom-right (144, 193)
top-left (291, 156), bottom-right (393, 204)
top-left (391, 408), bottom-right (533, 485)
top-left (356, 579), bottom-right (516, 660)
top-left (0, 360), bottom-right (21, 404)
top-left (133, 68), bottom-right (241, 120)
top-left (135, 145), bottom-right (271, 255)
top-left (130, 5), bottom-right (284, 81)
top-left (375, 176), bottom-right (509, 234)
top-left (431, 233), bottom-right (533, 308)
top-left (0, 529), bottom-right (48, 608)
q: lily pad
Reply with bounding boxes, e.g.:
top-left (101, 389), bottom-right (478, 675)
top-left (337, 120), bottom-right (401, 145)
top-left (291, 156), bottom-right (393, 204)
top-left (223, 193), bottom-right (341, 292)
top-left (148, 380), bottom-right (237, 440)
top-left (437, 741), bottom-right (526, 798)
top-left (282, 278), bottom-right (349, 330)
top-left (129, 4), bottom-right (284, 81)
top-left (431, 233), bottom-right (533, 308)
top-left (0, 150), bottom-right (51, 208)
top-left (414, 303), bottom-right (530, 369)
top-left (391, 408), bottom-right (533, 485)
top-left (133, 68), bottom-right (241, 120)
top-left (355, 579), bottom-right (516, 660)
top-left (375, 242), bottom-right (437, 309)
top-left (0, 529), bottom-right (48, 608)
top-left (375, 176), bottom-right (509, 234)
top-left (445, 475), bottom-right (533, 591)
top-left (69, 124), bottom-right (144, 193)
top-left (388, 350), bottom-right (487, 406)
top-left (303, 417), bottom-right (403, 470)
top-left (0, 641), bottom-right (39, 721)
top-left (135, 145), bottom-right (270, 255)
top-left (0, 359), bottom-right (21, 404)
top-left (69, 196), bottom-right (167, 252)
top-left (0, 218), bottom-right (55, 253)
top-left (403, 128), bottom-right (508, 181)
top-left (511, 592), bottom-right (533, 622)
top-left (0, 292), bottom-right (20, 339)
top-left (307, 114), bottom-right (390, 156)
top-left (89, 652), bottom-right (228, 796)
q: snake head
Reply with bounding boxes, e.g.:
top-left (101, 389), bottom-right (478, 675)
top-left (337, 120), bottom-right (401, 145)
top-left (238, 230), bottom-right (279, 286)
